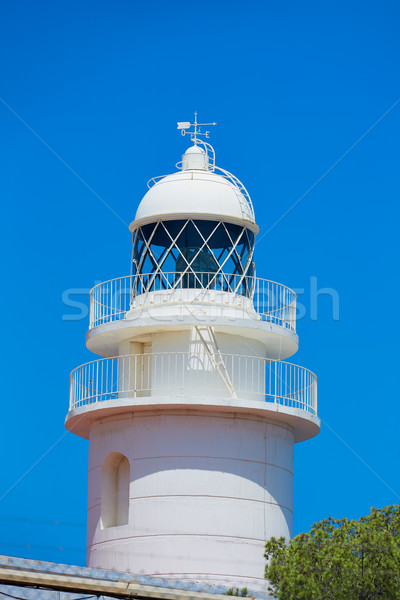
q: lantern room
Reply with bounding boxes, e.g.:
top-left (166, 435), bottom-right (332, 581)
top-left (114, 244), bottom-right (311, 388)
top-left (129, 143), bottom-right (258, 299)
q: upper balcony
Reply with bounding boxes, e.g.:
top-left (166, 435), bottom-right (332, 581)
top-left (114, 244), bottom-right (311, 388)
top-left (89, 272), bottom-right (297, 330)
top-left (86, 272), bottom-right (299, 359)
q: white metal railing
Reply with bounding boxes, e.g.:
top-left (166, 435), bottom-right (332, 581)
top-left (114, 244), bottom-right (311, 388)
top-left (89, 273), bottom-right (296, 331)
top-left (69, 353), bottom-right (316, 415)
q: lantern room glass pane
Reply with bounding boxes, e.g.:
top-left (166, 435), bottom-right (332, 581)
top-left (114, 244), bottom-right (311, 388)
top-left (132, 219), bottom-right (255, 296)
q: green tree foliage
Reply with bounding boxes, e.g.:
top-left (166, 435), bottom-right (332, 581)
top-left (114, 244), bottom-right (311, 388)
top-left (264, 505), bottom-right (400, 599)
top-left (226, 587), bottom-right (248, 596)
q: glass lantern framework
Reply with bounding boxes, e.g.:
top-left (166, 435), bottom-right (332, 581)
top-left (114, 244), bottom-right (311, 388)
top-left (132, 218), bottom-right (255, 297)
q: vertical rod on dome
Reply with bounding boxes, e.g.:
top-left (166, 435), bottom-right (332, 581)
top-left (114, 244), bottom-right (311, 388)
top-left (193, 111), bottom-right (198, 145)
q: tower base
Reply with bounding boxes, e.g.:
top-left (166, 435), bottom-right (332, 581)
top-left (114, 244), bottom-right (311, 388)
top-left (86, 406), bottom-right (294, 595)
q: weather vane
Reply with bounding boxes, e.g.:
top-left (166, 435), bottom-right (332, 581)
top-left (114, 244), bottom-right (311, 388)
top-left (177, 112), bottom-right (217, 144)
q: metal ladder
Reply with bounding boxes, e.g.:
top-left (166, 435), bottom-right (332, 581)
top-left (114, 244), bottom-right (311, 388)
top-left (194, 325), bottom-right (237, 399)
top-left (214, 166), bottom-right (254, 222)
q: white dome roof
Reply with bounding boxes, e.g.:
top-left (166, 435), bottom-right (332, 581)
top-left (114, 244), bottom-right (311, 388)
top-left (184, 145), bottom-right (205, 155)
top-left (130, 170), bottom-right (257, 232)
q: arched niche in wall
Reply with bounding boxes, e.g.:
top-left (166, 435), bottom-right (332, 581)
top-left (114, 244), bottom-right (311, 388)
top-left (101, 452), bottom-right (130, 528)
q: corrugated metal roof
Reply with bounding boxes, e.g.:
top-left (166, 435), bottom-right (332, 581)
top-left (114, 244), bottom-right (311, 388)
top-left (0, 556), bottom-right (266, 599)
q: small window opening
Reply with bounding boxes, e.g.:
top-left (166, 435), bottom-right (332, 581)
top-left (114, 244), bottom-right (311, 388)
top-left (101, 452), bottom-right (130, 528)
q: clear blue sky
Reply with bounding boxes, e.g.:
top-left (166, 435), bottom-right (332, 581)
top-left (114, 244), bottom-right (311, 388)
top-left (0, 0), bottom-right (399, 566)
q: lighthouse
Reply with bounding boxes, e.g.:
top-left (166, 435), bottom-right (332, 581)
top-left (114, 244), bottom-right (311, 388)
top-left (65, 116), bottom-right (320, 595)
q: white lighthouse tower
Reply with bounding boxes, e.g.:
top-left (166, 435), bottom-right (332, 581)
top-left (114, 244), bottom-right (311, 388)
top-left (65, 116), bottom-right (320, 595)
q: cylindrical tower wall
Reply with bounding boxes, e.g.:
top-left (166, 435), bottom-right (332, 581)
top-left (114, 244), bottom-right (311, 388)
top-left (87, 410), bottom-right (294, 594)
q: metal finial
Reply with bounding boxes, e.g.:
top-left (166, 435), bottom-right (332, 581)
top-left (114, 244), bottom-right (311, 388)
top-left (177, 112), bottom-right (217, 144)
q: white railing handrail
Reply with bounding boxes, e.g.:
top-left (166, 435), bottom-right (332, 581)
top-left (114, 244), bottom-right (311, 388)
top-left (90, 273), bottom-right (296, 300)
top-left (89, 273), bottom-right (297, 332)
top-left (69, 352), bottom-right (317, 416)
top-left (70, 352), bottom-right (314, 379)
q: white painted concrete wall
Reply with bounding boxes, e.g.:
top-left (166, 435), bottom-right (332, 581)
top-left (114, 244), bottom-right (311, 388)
top-left (117, 331), bottom-right (267, 402)
top-left (127, 289), bottom-right (259, 322)
top-left (87, 410), bottom-right (294, 594)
